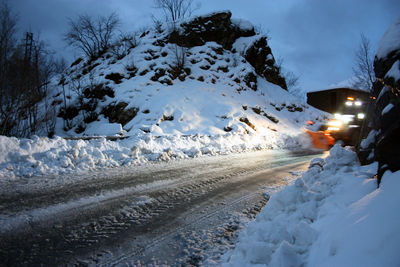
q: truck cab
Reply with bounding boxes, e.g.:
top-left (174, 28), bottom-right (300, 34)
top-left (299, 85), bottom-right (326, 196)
top-left (307, 87), bottom-right (370, 146)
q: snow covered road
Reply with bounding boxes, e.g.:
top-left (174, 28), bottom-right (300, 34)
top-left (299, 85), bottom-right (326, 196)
top-left (0, 149), bottom-right (322, 266)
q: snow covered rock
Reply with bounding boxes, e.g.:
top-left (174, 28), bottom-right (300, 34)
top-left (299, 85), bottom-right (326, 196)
top-left (375, 16), bottom-right (400, 86)
top-left (359, 15), bottom-right (400, 183)
top-left (168, 11), bottom-right (255, 49)
top-left (168, 11), bottom-right (286, 90)
top-left (245, 36), bottom-right (287, 90)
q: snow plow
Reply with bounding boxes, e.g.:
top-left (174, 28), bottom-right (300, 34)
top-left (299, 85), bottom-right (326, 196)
top-left (306, 92), bottom-right (369, 149)
top-left (305, 127), bottom-right (335, 150)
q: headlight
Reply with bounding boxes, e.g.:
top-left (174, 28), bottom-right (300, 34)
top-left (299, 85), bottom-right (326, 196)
top-left (357, 113), bottom-right (365, 119)
top-left (345, 101), bottom-right (353, 106)
top-left (327, 119), bottom-right (343, 127)
top-left (332, 114), bottom-right (354, 124)
top-left (327, 126), bottom-right (341, 131)
top-left (355, 101), bottom-right (362, 106)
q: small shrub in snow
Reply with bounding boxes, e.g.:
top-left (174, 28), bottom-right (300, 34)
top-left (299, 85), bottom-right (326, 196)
top-left (105, 73), bottom-right (124, 84)
top-left (217, 66), bottom-right (229, 73)
top-left (139, 69), bottom-right (149, 76)
top-left (224, 126), bottom-right (233, 132)
top-left (200, 65), bottom-right (210, 70)
top-left (239, 117), bottom-right (256, 131)
top-left (70, 57), bottom-right (83, 68)
top-left (244, 72), bottom-right (257, 91)
top-left (58, 106), bottom-right (80, 120)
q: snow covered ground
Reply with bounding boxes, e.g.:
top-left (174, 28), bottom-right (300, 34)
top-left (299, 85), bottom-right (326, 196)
top-left (222, 145), bottom-right (400, 267)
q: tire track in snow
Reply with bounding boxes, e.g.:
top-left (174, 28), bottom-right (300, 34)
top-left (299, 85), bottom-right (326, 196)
top-left (0, 150), bottom-right (321, 266)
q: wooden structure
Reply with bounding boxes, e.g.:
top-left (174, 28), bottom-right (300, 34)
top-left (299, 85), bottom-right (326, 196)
top-left (307, 87), bottom-right (370, 114)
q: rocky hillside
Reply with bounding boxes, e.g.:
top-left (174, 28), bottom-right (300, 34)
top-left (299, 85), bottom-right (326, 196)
top-left (48, 11), bottom-right (324, 138)
top-left (359, 16), bottom-right (400, 183)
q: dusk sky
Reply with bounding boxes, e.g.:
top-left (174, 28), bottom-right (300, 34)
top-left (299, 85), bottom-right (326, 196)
top-left (9, 0), bottom-right (400, 92)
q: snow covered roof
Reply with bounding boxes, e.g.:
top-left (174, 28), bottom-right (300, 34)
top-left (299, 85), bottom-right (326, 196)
top-left (376, 15), bottom-right (400, 59)
top-left (307, 77), bottom-right (370, 94)
top-left (307, 86), bottom-right (368, 94)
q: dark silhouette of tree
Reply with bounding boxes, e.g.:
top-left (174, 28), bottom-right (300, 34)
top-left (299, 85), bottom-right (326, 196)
top-left (0, 2), bottom-right (59, 137)
top-left (352, 34), bottom-right (374, 91)
top-left (65, 13), bottom-right (120, 59)
top-left (154, 0), bottom-right (198, 28)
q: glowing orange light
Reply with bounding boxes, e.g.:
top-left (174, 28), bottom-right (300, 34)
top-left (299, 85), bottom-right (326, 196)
top-left (347, 96), bottom-right (354, 101)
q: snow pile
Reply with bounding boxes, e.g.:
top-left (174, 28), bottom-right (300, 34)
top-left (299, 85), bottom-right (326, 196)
top-left (222, 145), bottom-right (400, 266)
top-left (0, 131), bottom-right (309, 179)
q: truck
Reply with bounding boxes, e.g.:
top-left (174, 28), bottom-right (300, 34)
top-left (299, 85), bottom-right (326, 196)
top-left (306, 87), bottom-right (371, 148)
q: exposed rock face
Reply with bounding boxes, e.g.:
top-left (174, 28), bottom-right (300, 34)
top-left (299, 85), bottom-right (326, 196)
top-left (358, 17), bottom-right (400, 185)
top-left (52, 11), bottom-right (292, 136)
top-left (374, 39), bottom-right (400, 91)
top-left (168, 11), bottom-right (287, 90)
top-left (102, 102), bottom-right (139, 126)
top-left (168, 11), bottom-right (255, 49)
top-left (245, 37), bottom-right (287, 90)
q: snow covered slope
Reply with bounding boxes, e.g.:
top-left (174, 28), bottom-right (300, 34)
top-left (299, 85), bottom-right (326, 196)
top-left (49, 11), bottom-right (325, 138)
top-left (0, 11), bottom-right (328, 178)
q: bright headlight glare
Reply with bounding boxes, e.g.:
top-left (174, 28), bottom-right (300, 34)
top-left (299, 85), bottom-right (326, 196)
top-left (357, 113), bottom-right (365, 119)
top-left (345, 101), bottom-right (353, 106)
top-left (355, 101), bottom-right (362, 106)
top-left (327, 126), bottom-right (340, 131)
top-left (327, 120), bottom-right (343, 127)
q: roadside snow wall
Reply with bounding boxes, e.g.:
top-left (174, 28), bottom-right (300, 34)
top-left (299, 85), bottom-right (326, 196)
top-left (223, 145), bottom-right (399, 266)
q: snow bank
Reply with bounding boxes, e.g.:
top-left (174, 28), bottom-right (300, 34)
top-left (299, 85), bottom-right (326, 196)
top-left (223, 145), bottom-right (399, 266)
top-left (0, 131), bottom-right (306, 179)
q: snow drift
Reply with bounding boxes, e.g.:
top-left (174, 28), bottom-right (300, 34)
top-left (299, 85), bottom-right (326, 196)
top-left (222, 145), bottom-right (399, 266)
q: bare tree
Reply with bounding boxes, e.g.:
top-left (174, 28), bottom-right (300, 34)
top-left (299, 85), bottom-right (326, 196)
top-left (2, 32), bottom-right (58, 136)
top-left (352, 34), bottom-right (374, 91)
top-left (0, 1), bottom-right (17, 123)
top-left (152, 15), bottom-right (163, 33)
top-left (172, 44), bottom-right (186, 69)
top-left (65, 12), bottom-right (120, 59)
top-left (0, 2), bottom-right (60, 137)
top-left (168, 44), bottom-right (187, 80)
top-left (111, 32), bottom-right (139, 59)
top-left (275, 56), bottom-right (303, 97)
top-left (285, 70), bottom-right (300, 90)
top-left (154, 0), bottom-right (198, 26)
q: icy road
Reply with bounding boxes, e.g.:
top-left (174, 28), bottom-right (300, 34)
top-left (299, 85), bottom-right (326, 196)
top-left (0, 150), bottom-right (322, 266)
